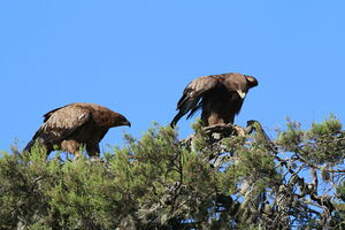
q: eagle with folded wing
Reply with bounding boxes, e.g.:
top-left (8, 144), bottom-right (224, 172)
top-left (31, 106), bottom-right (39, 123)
top-left (171, 73), bottom-right (258, 127)
top-left (24, 103), bottom-right (131, 157)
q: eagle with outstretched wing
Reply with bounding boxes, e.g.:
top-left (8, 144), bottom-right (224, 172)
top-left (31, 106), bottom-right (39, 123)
top-left (171, 73), bottom-right (258, 127)
top-left (24, 103), bottom-right (131, 157)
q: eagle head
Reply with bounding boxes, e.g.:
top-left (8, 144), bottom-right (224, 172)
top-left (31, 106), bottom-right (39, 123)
top-left (117, 114), bottom-right (131, 127)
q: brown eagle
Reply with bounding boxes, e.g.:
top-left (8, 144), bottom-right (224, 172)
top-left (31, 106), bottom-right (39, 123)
top-left (171, 73), bottom-right (258, 127)
top-left (24, 103), bottom-right (131, 157)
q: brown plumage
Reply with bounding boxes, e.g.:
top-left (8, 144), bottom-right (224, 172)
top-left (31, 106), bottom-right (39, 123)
top-left (171, 73), bottom-right (258, 127)
top-left (24, 103), bottom-right (131, 157)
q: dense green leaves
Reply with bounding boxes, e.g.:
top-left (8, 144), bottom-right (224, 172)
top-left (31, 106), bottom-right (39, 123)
top-left (1, 117), bottom-right (345, 229)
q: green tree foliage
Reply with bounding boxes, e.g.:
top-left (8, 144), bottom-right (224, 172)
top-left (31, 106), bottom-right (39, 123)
top-left (1, 117), bottom-right (345, 229)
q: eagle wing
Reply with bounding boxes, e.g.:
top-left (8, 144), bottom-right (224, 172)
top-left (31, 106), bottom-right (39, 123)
top-left (32, 105), bottom-right (92, 144)
top-left (171, 76), bottom-right (220, 127)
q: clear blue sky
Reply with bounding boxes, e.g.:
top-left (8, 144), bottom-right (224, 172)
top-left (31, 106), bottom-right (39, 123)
top-left (1, 1), bottom-right (344, 152)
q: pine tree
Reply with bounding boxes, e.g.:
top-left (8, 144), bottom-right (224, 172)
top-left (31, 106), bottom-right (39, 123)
top-left (1, 117), bottom-right (345, 229)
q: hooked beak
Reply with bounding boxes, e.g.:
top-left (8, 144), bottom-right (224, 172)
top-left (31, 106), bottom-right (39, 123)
top-left (124, 121), bottom-right (131, 127)
top-left (236, 90), bottom-right (246, 99)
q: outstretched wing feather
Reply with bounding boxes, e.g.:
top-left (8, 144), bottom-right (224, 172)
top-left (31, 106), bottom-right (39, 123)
top-left (171, 76), bottom-right (219, 126)
top-left (179, 76), bottom-right (218, 112)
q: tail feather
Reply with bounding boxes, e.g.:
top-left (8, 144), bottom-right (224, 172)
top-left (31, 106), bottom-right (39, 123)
top-left (23, 137), bottom-right (47, 153)
top-left (23, 139), bottom-right (35, 153)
